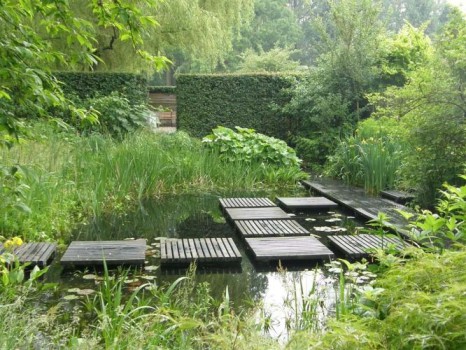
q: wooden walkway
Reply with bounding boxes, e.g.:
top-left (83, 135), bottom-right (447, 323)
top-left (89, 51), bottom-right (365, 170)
top-left (302, 178), bottom-right (412, 236)
top-left (224, 207), bottom-right (291, 221)
top-left (220, 197), bottom-right (275, 209)
top-left (277, 197), bottom-right (338, 210)
top-left (380, 190), bottom-right (414, 204)
top-left (160, 238), bottom-right (241, 266)
top-left (328, 234), bottom-right (408, 259)
top-left (0, 242), bottom-right (56, 267)
top-left (60, 239), bottom-right (147, 267)
top-left (245, 237), bottom-right (334, 261)
top-left (235, 219), bottom-right (309, 237)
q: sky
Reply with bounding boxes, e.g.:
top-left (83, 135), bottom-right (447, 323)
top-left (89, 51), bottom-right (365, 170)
top-left (446, 0), bottom-right (466, 12)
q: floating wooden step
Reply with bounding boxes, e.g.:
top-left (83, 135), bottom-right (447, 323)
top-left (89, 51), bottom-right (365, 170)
top-left (245, 237), bottom-right (334, 261)
top-left (235, 220), bottom-right (309, 237)
top-left (277, 197), bottom-right (338, 210)
top-left (224, 207), bottom-right (291, 221)
top-left (220, 197), bottom-right (276, 209)
top-left (160, 238), bottom-right (241, 266)
top-left (60, 239), bottom-right (146, 267)
top-left (380, 190), bottom-right (414, 204)
top-left (0, 242), bottom-right (56, 267)
top-left (328, 234), bottom-right (407, 259)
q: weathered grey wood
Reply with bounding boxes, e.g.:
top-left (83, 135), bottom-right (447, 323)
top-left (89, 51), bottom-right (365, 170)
top-left (328, 234), bottom-right (408, 258)
top-left (0, 242), bottom-right (56, 267)
top-left (225, 207), bottom-right (291, 221)
top-left (245, 237), bottom-right (334, 261)
top-left (277, 197), bottom-right (338, 210)
top-left (301, 178), bottom-right (414, 237)
top-left (380, 190), bottom-right (414, 204)
top-left (220, 197), bottom-right (276, 209)
top-left (60, 239), bottom-right (146, 267)
top-left (235, 219), bottom-right (309, 237)
top-left (160, 238), bottom-right (242, 266)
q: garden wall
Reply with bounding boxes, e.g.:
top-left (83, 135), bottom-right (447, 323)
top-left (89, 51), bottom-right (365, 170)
top-left (54, 72), bottom-right (148, 105)
top-left (176, 73), bottom-right (301, 139)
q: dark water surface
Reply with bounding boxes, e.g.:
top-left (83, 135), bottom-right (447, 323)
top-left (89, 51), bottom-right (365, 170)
top-left (45, 188), bottom-right (367, 339)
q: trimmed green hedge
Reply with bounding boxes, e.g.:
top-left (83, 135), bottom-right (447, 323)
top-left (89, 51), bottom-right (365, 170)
top-left (176, 73), bottom-right (302, 139)
top-left (54, 72), bottom-right (148, 105)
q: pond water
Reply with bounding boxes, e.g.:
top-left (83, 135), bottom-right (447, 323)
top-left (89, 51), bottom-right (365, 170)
top-left (44, 187), bottom-right (368, 340)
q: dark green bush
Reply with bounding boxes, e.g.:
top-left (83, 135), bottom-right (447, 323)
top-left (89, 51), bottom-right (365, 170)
top-left (176, 73), bottom-right (302, 139)
top-left (148, 86), bottom-right (176, 93)
top-left (54, 72), bottom-right (148, 106)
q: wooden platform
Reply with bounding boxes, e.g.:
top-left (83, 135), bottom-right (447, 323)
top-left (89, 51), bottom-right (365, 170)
top-left (380, 190), bottom-right (414, 204)
top-left (245, 237), bottom-right (334, 261)
top-left (328, 234), bottom-right (407, 258)
top-left (0, 242), bottom-right (56, 267)
top-left (60, 240), bottom-right (146, 267)
top-left (235, 220), bottom-right (309, 237)
top-left (220, 197), bottom-right (276, 209)
top-left (160, 238), bottom-right (241, 265)
top-left (277, 197), bottom-right (338, 210)
top-left (224, 207), bottom-right (291, 221)
top-left (301, 178), bottom-right (414, 237)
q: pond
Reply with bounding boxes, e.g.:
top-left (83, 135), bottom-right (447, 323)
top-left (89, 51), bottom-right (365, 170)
top-left (45, 187), bottom-right (368, 340)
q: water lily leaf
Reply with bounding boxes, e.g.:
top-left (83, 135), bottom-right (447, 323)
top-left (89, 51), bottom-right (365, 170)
top-left (305, 218), bottom-right (316, 221)
top-left (325, 218), bottom-right (342, 222)
top-left (82, 274), bottom-right (98, 280)
top-left (76, 289), bottom-right (95, 296)
top-left (140, 275), bottom-right (156, 280)
top-left (144, 265), bottom-right (159, 272)
top-left (67, 288), bottom-right (81, 293)
top-left (63, 294), bottom-right (80, 301)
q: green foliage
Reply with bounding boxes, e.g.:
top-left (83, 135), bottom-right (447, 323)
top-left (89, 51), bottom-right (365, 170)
top-left (79, 93), bottom-right (149, 137)
top-left (177, 73), bottom-right (301, 139)
top-left (368, 11), bottom-right (466, 207)
top-left (326, 120), bottom-right (404, 194)
top-left (202, 126), bottom-right (303, 169)
top-left (55, 72), bottom-right (148, 106)
top-left (236, 47), bottom-right (302, 73)
top-left (400, 174), bottom-right (466, 251)
top-left (0, 123), bottom-right (304, 241)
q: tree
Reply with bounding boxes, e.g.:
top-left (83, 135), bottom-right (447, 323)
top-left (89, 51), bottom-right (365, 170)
top-left (236, 47), bottom-right (302, 72)
top-left (369, 10), bottom-right (466, 206)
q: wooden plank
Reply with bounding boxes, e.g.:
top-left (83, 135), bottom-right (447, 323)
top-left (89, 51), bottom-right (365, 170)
top-left (277, 197), bottom-right (338, 210)
top-left (380, 190), bottom-right (414, 204)
top-left (219, 197), bottom-right (276, 209)
top-left (160, 238), bottom-right (241, 266)
top-left (0, 242), bottom-right (56, 267)
top-left (328, 234), bottom-right (408, 258)
top-left (235, 220), bottom-right (309, 237)
top-left (225, 207), bottom-right (291, 221)
top-left (60, 239), bottom-right (146, 267)
top-left (245, 237), bottom-right (334, 261)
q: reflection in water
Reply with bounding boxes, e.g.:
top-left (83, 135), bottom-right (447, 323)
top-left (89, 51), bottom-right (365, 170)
top-left (64, 189), bottom-right (366, 338)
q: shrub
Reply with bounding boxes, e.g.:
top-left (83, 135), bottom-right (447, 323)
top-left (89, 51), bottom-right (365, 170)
top-left (202, 126), bottom-right (303, 169)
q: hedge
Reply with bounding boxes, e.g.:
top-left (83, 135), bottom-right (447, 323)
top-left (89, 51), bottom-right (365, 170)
top-left (54, 72), bottom-right (148, 105)
top-left (176, 73), bottom-right (302, 139)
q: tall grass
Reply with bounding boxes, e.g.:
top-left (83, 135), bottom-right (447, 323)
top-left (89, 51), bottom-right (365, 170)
top-left (327, 134), bottom-right (404, 194)
top-left (1, 123), bottom-right (305, 241)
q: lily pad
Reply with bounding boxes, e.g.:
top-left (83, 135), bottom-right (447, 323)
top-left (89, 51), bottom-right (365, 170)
top-left (144, 265), bottom-right (159, 272)
top-left (82, 274), bottom-right (98, 280)
top-left (63, 294), bottom-right (80, 301)
top-left (76, 289), bottom-right (95, 296)
top-left (325, 218), bottom-right (342, 222)
top-left (305, 218), bottom-right (316, 222)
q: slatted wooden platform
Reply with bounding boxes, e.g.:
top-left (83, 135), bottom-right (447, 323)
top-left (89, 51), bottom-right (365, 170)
top-left (277, 197), bottom-right (338, 210)
top-left (245, 237), bottom-right (334, 261)
top-left (235, 220), bottom-right (309, 237)
top-left (220, 197), bottom-right (276, 209)
top-left (380, 190), bottom-right (414, 204)
top-left (0, 242), bottom-right (56, 267)
top-left (224, 207), bottom-right (291, 221)
top-left (328, 234), bottom-right (407, 258)
top-left (60, 239), bottom-right (146, 267)
top-left (160, 238), bottom-right (242, 265)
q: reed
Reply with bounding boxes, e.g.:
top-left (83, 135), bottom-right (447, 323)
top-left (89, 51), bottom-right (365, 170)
top-left (1, 123), bottom-right (304, 241)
